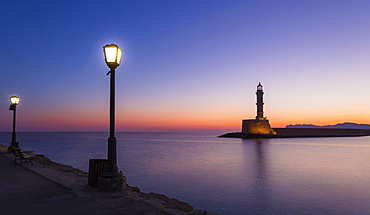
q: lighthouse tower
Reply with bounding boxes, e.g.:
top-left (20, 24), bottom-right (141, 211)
top-left (256, 82), bottom-right (265, 120)
top-left (241, 83), bottom-right (276, 135)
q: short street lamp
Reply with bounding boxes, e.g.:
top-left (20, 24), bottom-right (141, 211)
top-left (98, 43), bottom-right (126, 191)
top-left (8, 96), bottom-right (20, 152)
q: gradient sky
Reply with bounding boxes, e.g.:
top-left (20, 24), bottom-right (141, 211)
top-left (1, 0), bottom-right (370, 132)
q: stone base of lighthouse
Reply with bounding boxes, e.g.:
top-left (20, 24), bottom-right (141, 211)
top-left (242, 119), bottom-right (277, 135)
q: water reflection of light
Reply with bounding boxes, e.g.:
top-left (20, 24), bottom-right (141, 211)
top-left (240, 139), bottom-right (274, 214)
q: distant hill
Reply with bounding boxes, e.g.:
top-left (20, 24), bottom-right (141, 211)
top-left (286, 122), bottom-right (370, 130)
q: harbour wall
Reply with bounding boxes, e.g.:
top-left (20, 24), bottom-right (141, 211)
top-left (273, 128), bottom-right (370, 137)
top-left (219, 128), bottom-right (370, 139)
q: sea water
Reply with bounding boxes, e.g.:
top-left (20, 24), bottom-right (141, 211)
top-left (1, 131), bottom-right (369, 215)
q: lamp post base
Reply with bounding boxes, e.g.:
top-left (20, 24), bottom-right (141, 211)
top-left (7, 142), bottom-right (19, 153)
top-left (98, 173), bottom-right (127, 192)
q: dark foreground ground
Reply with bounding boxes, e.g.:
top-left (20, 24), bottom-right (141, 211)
top-left (0, 145), bottom-right (219, 215)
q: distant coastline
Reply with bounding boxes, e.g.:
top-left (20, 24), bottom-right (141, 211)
top-left (286, 122), bottom-right (370, 129)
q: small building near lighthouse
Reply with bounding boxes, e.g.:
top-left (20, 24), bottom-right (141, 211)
top-left (241, 83), bottom-right (276, 135)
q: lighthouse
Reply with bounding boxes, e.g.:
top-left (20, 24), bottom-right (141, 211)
top-left (256, 82), bottom-right (265, 120)
top-left (241, 83), bottom-right (276, 134)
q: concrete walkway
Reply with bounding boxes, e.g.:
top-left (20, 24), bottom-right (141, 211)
top-left (0, 146), bottom-right (219, 215)
top-left (0, 153), bottom-right (115, 214)
top-left (0, 152), bottom-right (179, 215)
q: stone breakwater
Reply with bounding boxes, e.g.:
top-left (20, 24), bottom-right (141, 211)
top-left (219, 128), bottom-right (370, 139)
top-left (0, 144), bottom-right (220, 215)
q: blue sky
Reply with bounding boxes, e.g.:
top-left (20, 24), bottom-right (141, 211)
top-left (1, 0), bottom-right (370, 131)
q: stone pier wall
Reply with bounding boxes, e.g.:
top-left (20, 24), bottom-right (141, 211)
top-left (273, 128), bottom-right (370, 136)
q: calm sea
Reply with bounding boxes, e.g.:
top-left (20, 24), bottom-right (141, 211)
top-left (1, 131), bottom-right (369, 215)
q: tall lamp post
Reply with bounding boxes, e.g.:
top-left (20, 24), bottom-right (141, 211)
top-left (98, 43), bottom-right (126, 191)
top-left (8, 96), bottom-right (20, 152)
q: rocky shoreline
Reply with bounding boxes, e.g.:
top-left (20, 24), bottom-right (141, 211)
top-left (0, 144), bottom-right (219, 215)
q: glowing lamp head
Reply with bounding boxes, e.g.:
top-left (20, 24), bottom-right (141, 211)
top-left (10, 96), bottom-right (20, 105)
top-left (103, 44), bottom-right (123, 69)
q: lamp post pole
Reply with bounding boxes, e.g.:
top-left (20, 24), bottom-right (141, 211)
top-left (98, 43), bottom-right (125, 191)
top-left (11, 104), bottom-right (17, 145)
top-left (105, 66), bottom-right (118, 177)
top-left (8, 96), bottom-right (20, 152)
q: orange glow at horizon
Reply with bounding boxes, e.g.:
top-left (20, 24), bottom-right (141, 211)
top-left (7, 93), bottom-right (370, 132)
top-left (10, 105), bottom-right (370, 132)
